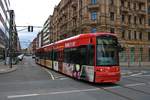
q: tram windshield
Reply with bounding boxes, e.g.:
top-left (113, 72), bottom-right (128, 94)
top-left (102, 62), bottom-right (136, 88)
top-left (96, 36), bottom-right (119, 66)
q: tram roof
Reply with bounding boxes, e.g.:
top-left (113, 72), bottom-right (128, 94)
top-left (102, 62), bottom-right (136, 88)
top-left (37, 32), bottom-right (116, 50)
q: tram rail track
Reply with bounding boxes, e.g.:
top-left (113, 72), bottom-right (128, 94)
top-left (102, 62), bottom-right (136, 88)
top-left (91, 75), bottom-right (150, 100)
top-left (122, 75), bottom-right (150, 86)
top-left (93, 83), bottom-right (150, 100)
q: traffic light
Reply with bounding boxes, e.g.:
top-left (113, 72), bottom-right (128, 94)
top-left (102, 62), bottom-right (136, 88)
top-left (30, 26), bottom-right (33, 32)
top-left (28, 26), bottom-right (33, 32)
top-left (28, 26), bottom-right (30, 32)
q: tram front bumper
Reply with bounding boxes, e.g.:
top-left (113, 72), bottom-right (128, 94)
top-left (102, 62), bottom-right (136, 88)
top-left (95, 72), bottom-right (120, 83)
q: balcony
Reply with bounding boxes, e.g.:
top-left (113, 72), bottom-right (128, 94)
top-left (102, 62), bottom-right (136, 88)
top-left (71, 1), bottom-right (77, 7)
top-left (138, 10), bottom-right (146, 15)
top-left (72, 11), bottom-right (77, 18)
top-left (88, 4), bottom-right (99, 10)
top-left (137, 0), bottom-right (145, 4)
top-left (121, 22), bottom-right (128, 27)
top-left (137, 24), bottom-right (146, 29)
top-left (120, 6), bottom-right (129, 12)
top-left (109, 6), bottom-right (117, 12)
top-left (81, 19), bottom-right (99, 26)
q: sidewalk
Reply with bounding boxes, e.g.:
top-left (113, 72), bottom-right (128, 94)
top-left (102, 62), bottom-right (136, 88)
top-left (121, 65), bottom-right (150, 76)
top-left (121, 65), bottom-right (150, 70)
top-left (0, 60), bottom-right (17, 74)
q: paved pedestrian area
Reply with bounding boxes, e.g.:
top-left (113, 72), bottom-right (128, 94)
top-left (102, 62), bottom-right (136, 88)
top-left (0, 61), bottom-right (17, 74)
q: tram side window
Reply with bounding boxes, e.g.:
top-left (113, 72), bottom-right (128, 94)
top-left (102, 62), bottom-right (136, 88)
top-left (45, 52), bottom-right (50, 60)
top-left (88, 45), bottom-right (94, 66)
top-left (79, 45), bottom-right (94, 66)
top-left (49, 51), bottom-right (52, 60)
top-left (80, 46), bottom-right (87, 65)
top-left (45, 52), bottom-right (47, 60)
top-left (64, 49), bottom-right (71, 63)
top-left (64, 45), bottom-right (94, 65)
top-left (39, 52), bottom-right (42, 59)
top-left (70, 48), bottom-right (80, 64)
top-left (43, 53), bottom-right (45, 59)
top-left (64, 48), bottom-right (80, 64)
top-left (57, 50), bottom-right (63, 61)
top-left (42, 53), bottom-right (45, 59)
top-left (53, 51), bottom-right (58, 61)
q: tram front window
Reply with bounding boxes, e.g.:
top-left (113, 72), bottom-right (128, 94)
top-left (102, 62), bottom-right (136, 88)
top-left (96, 36), bottom-right (119, 66)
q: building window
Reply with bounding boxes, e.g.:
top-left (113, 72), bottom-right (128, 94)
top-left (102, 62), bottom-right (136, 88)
top-left (91, 11), bottom-right (97, 21)
top-left (148, 7), bottom-right (150, 14)
top-left (134, 16), bottom-right (137, 24)
top-left (128, 15), bottom-right (131, 24)
top-left (122, 14), bottom-right (125, 22)
top-left (110, 28), bottom-right (115, 33)
top-left (121, 0), bottom-right (124, 7)
top-left (139, 32), bottom-right (142, 40)
top-left (139, 48), bottom-right (143, 62)
top-left (134, 31), bottom-right (137, 40)
top-left (130, 47), bottom-right (135, 63)
top-left (121, 29), bottom-right (125, 39)
top-left (139, 3), bottom-right (142, 10)
top-left (149, 48), bottom-right (150, 61)
top-left (91, 28), bottom-right (97, 33)
top-left (110, 0), bottom-right (114, 5)
top-left (119, 48), bottom-right (126, 62)
top-left (148, 32), bottom-right (150, 41)
top-left (128, 2), bottom-right (131, 9)
top-left (110, 12), bottom-right (114, 21)
top-left (128, 30), bottom-right (131, 40)
top-left (91, 0), bottom-right (97, 4)
top-left (148, 19), bottom-right (150, 26)
top-left (139, 17), bottom-right (142, 24)
top-left (134, 3), bottom-right (136, 10)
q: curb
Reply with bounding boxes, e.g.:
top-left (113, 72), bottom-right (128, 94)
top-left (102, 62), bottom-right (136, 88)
top-left (0, 66), bottom-right (18, 74)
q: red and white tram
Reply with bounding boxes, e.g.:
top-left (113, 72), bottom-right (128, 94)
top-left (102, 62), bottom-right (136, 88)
top-left (35, 33), bottom-right (122, 83)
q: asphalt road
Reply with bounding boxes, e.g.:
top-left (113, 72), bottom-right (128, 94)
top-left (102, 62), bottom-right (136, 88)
top-left (0, 56), bottom-right (150, 100)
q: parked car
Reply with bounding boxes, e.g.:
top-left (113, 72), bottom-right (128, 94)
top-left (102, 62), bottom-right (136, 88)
top-left (32, 55), bottom-right (35, 58)
top-left (17, 54), bottom-right (24, 61)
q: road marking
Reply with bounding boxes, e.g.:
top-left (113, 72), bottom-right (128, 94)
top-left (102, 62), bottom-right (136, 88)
top-left (122, 72), bottom-right (144, 78)
top-left (105, 86), bottom-right (121, 89)
top-left (125, 83), bottom-right (146, 87)
top-left (8, 94), bottom-right (39, 99)
top-left (59, 77), bottom-right (68, 80)
top-left (7, 82), bottom-right (148, 99)
top-left (130, 72), bottom-right (143, 76)
top-left (42, 68), bottom-right (55, 80)
top-left (7, 88), bottom-right (99, 99)
top-left (137, 74), bottom-right (150, 77)
top-left (45, 88), bottom-right (99, 95)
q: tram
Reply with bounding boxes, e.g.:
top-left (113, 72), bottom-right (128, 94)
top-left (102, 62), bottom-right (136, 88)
top-left (35, 33), bottom-right (122, 83)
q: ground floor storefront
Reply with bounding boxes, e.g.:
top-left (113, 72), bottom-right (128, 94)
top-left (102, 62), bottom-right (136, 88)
top-left (0, 47), bottom-right (5, 60)
top-left (119, 45), bottom-right (150, 67)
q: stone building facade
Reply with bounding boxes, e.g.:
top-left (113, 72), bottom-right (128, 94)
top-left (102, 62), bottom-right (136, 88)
top-left (46, 0), bottom-right (150, 66)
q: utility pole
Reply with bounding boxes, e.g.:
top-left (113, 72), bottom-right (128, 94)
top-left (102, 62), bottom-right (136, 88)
top-left (9, 10), bottom-right (14, 68)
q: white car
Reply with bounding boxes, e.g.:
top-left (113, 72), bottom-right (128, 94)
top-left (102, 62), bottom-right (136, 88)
top-left (17, 54), bottom-right (24, 61)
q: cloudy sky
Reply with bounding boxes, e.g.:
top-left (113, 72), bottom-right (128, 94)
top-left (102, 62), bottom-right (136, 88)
top-left (11, 0), bottom-right (61, 48)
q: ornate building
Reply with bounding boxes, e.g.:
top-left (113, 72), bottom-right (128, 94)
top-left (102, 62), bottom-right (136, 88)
top-left (46, 0), bottom-right (150, 66)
